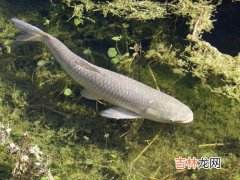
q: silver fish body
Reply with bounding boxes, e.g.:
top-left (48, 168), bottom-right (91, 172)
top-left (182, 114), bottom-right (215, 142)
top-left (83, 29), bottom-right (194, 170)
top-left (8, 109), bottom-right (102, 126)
top-left (12, 18), bottom-right (193, 123)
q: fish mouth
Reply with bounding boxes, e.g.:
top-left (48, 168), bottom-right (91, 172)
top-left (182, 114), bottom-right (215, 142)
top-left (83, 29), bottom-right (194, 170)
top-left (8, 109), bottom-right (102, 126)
top-left (176, 111), bottom-right (194, 123)
top-left (179, 118), bottom-right (193, 123)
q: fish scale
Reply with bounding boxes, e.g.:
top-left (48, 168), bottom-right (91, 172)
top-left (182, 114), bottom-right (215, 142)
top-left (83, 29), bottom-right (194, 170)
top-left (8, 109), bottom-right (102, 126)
top-left (12, 18), bottom-right (193, 123)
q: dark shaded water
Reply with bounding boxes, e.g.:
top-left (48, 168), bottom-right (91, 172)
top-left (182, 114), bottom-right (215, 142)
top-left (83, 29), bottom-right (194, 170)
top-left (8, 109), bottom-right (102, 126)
top-left (203, 0), bottom-right (240, 56)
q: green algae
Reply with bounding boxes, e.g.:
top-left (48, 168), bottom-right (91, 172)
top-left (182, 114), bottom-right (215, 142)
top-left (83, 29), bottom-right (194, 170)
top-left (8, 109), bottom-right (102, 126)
top-left (0, 0), bottom-right (240, 179)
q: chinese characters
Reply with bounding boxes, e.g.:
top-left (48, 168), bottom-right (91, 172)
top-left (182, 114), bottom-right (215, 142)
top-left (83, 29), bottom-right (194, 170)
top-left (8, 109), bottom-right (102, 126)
top-left (175, 157), bottom-right (221, 169)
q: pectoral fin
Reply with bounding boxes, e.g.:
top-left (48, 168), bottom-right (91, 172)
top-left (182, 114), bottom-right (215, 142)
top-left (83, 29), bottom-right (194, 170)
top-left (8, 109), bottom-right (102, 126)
top-left (100, 107), bottom-right (141, 119)
top-left (81, 89), bottom-right (100, 100)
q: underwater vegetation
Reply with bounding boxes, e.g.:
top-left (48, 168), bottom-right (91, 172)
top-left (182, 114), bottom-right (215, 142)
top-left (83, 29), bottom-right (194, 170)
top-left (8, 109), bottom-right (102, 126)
top-left (0, 0), bottom-right (240, 179)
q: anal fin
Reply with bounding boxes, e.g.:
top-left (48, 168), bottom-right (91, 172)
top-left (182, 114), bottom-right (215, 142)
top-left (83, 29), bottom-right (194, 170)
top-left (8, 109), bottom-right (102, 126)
top-left (100, 107), bottom-right (141, 119)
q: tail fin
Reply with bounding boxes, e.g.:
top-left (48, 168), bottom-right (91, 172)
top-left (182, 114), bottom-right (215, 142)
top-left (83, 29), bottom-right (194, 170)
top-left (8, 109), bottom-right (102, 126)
top-left (12, 18), bottom-right (49, 42)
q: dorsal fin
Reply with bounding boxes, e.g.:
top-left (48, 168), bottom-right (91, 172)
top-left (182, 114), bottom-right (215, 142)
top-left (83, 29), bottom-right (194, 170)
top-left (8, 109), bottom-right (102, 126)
top-left (73, 59), bottom-right (102, 74)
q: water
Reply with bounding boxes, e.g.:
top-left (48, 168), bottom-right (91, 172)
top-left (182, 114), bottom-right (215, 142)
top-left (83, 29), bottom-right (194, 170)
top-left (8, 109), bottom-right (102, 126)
top-left (0, 0), bottom-right (240, 179)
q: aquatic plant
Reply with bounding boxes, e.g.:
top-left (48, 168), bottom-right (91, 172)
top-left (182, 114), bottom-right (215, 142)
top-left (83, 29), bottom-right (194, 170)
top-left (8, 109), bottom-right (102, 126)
top-left (107, 36), bottom-right (142, 71)
top-left (52, 0), bottom-right (240, 100)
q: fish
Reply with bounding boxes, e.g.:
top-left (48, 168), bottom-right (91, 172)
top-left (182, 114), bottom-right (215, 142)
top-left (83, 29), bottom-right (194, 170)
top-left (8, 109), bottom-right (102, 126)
top-left (12, 18), bottom-right (193, 123)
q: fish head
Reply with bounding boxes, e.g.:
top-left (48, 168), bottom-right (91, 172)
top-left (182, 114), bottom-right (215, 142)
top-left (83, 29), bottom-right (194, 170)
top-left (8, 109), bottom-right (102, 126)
top-left (144, 98), bottom-right (193, 124)
top-left (169, 105), bottom-right (193, 123)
